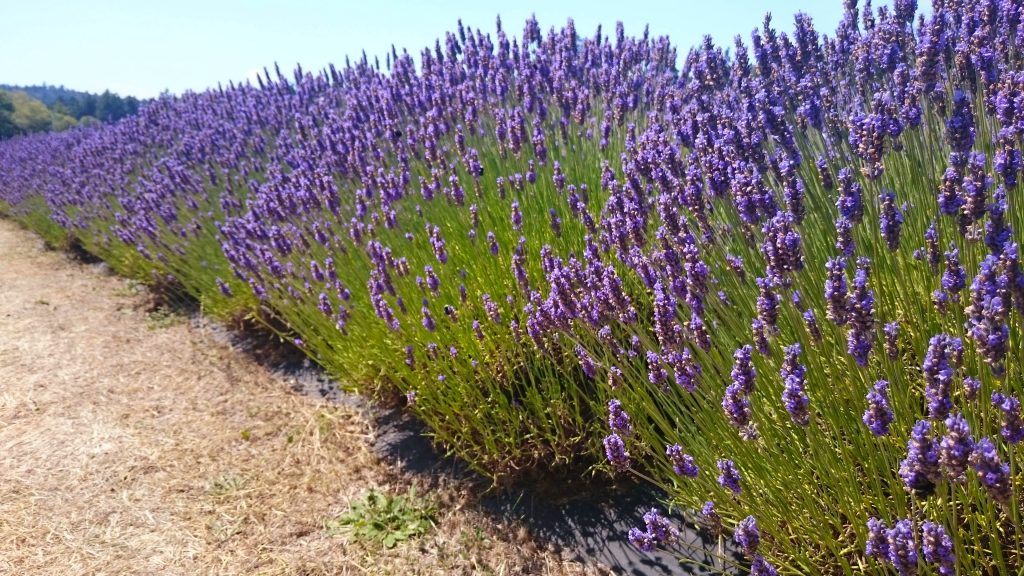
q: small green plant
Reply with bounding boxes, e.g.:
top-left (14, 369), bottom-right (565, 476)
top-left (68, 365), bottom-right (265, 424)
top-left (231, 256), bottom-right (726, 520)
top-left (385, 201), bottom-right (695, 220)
top-left (207, 473), bottom-right (248, 498)
top-left (146, 306), bottom-right (182, 329)
top-left (326, 488), bottom-right (436, 548)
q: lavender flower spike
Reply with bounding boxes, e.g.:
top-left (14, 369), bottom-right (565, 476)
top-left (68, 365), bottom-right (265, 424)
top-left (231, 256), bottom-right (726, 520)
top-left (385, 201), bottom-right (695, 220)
top-left (921, 521), bottom-right (955, 576)
top-left (607, 399), bottom-right (633, 436)
top-left (864, 380), bottom-right (895, 436)
top-left (781, 343), bottom-right (810, 426)
top-left (666, 444), bottom-right (699, 477)
top-left (717, 459), bottom-right (741, 495)
top-left (733, 515), bottom-right (760, 557)
top-left (991, 392), bottom-right (1024, 444)
top-left (603, 433), bottom-right (630, 470)
top-left (886, 519), bottom-right (919, 576)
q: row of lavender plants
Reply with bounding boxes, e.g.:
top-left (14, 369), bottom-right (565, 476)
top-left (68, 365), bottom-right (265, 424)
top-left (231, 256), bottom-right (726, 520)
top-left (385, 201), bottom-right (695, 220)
top-left (2, 0), bottom-right (1023, 572)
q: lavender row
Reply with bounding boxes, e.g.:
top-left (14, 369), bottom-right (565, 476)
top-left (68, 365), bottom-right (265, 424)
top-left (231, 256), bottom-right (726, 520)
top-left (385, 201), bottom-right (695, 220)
top-left (3, 0), bottom-right (1024, 573)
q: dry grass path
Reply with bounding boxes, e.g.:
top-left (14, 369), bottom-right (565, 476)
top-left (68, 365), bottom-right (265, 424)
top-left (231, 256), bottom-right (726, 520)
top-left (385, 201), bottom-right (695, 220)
top-left (0, 219), bottom-right (598, 576)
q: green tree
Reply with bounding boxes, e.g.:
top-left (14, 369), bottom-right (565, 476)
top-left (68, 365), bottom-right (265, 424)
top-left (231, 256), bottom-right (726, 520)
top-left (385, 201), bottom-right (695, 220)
top-left (95, 90), bottom-right (126, 122)
top-left (0, 91), bottom-right (16, 139)
top-left (10, 91), bottom-right (53, 133)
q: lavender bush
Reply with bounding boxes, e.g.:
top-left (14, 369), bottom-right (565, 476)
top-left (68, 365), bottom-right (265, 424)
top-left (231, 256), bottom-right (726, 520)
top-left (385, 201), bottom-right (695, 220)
top-left (2, 0), bottom-right (1023, 572)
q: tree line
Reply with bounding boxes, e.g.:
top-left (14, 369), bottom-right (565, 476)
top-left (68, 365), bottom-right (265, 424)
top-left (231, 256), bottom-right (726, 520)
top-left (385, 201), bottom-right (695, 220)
top-left (0, 84), bottom-right (145, 140)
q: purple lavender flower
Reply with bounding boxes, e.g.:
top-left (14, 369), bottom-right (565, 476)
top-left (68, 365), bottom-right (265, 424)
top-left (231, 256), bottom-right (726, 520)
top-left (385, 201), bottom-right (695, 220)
top-left (761, 212), bottom-right (804, 280)
top-left (921, 521), bottom-right (955, 576)
top-left (825, 258), bottom-right (849, 326)
top-left (726, 254), bottom-right (745, 279)
top-left (643, 508), bottom-right (679, 545)
top-left (880, 190), bottom-right (904, 251)
top-left (723, 382), bottom-right (753, 437)
top-left (941, 246), bottom-right (966, 295)
top-left (781, 343), bottom-right (810, 426)
top-left (608, 365), bottom-right (623, 390)
top-left (730, 345), bottom-right (756, 394)
top-left (752, 319), bottom-right (770, 356)
top-left (717, 459), bottom-right (741, 495)
top-left (970, 437), bottom-right (1012, 506)
top-left (992, 392), bottom-right (1024, 444)
top-left (548, 208), bottom-right (562, 237)
top-left (835, 216), bottom-right (855, 258)
top-left (318, 292), bottom-right (333, 317)
top-left (817, 155), bottom-right (834, 190)
top-left (986, 187), bottom-right (1012, 254)
top-left (924, 222), bottom-right (941, 270)
top-left (627, 527), bottom-right (656, 552)
top-left (803, 308), bottom-right (822, 342)
top-left (701, 501), bottom-right (721, 535)
top-left (646, 350), bottom-right (670, 390)
top-left (216, 278), bottom-right (233, 296)
top-left (866, 517), bottom-right (890, 560)
top-left (628, 508), bottom-right (679, 553)
top-left (846, 258), bottom-right (875, 366)
top-left (899, 420), bottom-right (941, 494)
top-left (966, 255), bottom-right (1011, 375)
top-left (750, 555), bottom-right (778, 576)
top-left (487, 231), bottom-right (500, 255)
top-left (963, 376), bottom-right (981, 401)
top-left (886, 519), bottom-right (919, 576)
top-left (734, 515), bottom-right (760, 557)
top-left (608, 399), bottom-right (633, 436)
top-left (791, 290), bottom-right (804, 311)
top-left (923, 334), bottom-right (963, 419)
top-left (667, 348), bottom-right (700, 392)
top-left (576, 345), bottom-right (598, 379)
top-left (666, 444), bottom-right (699, 478)
top-left (421, 304), bottom-right (436, 332)
top-left (755, 277), bottom-right (780, 332)
top-left (836, 167), bottom-right (864, 223)
top-left (939, 412), bottom-right (975, 483)
top-left (510, 201), bottom-right (523, 231)
top-left (864, 380), bottom-right (895, 436)
top-left (946, 89), bottom-right (976, 156)
top-left (551, 161), bottom-right (565, 191)
top-left (604, 433), bottom-right (630, 470)
top-left (883, 322), bottom-right (900, 359)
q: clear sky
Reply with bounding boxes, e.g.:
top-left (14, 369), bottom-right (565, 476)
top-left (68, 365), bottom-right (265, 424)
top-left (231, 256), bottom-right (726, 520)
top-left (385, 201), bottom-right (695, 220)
top-left (1, 0), bottom-right (899, 99)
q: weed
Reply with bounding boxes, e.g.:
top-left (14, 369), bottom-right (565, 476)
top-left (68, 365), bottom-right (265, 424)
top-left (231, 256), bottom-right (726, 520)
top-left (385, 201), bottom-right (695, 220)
top-left (326, 488), bottom-right (436, 549)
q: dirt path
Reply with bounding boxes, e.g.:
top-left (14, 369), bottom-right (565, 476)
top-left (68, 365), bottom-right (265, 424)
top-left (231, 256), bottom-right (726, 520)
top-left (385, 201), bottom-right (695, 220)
top-left (0, 219), bottom-right (596, 576)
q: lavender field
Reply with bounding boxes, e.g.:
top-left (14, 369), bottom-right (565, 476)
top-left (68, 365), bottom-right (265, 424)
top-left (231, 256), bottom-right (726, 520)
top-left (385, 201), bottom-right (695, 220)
top-left (2, 0), bottom-right (1023, 573)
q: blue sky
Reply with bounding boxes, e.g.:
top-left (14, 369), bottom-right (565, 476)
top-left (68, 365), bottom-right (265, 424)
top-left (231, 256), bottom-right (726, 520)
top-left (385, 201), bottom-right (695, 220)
top-left (1, 1), bottom-right (898, 98)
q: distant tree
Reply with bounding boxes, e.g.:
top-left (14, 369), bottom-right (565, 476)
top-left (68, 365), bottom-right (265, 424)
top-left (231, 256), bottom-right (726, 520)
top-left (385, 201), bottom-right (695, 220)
top-left (75, 93), bottom-right (98, 119)
top-left (0, 84), bottom-right (144, 135)
top-left (95, 90), bottom-right (127, 122)
top-left (50, 112), bottom-right (77, 131)
top-left (0, 91), bottom-right (17, 138)
top-left (10, 91), bottom-right (53, 133)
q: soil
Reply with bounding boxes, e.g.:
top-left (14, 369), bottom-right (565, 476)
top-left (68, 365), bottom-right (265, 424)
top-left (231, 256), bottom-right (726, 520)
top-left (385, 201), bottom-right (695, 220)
top-left (0, 219), bottom-right (603, 576)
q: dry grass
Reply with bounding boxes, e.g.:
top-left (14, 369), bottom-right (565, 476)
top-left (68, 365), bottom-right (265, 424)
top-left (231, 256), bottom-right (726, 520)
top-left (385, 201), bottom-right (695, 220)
top-left (0, 219), bottom-right (605, 576)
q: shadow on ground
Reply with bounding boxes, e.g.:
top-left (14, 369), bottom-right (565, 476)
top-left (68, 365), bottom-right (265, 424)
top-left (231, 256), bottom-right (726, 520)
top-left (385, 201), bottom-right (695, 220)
top-left (133, 272), bottom-right (741, 576)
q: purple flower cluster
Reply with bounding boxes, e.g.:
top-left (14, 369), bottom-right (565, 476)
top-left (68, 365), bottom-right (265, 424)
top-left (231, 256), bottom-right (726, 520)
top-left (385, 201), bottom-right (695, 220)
top-left (899, 420), bottom-right (941, 494)
top-left (780, 343), bottom-right (810, 426)
top-left (665, 444), bottom-right (699, 478)
top-left (922, 334), bottom-right (963, 420)
top-left (991, 392), bottom-right (1024, 444)
top-left (846, 258), bottom-right (875, 366)
top-left (864, 380), bottom-right (895, 436)
top-left (607, 399), bottom-right (633, 436)
top-left (717, 459), bottom-right (742, 495)
top-left (724, 346), bottom-right (757, 439)
top-left (628, 508), bottom-right (679, 553)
